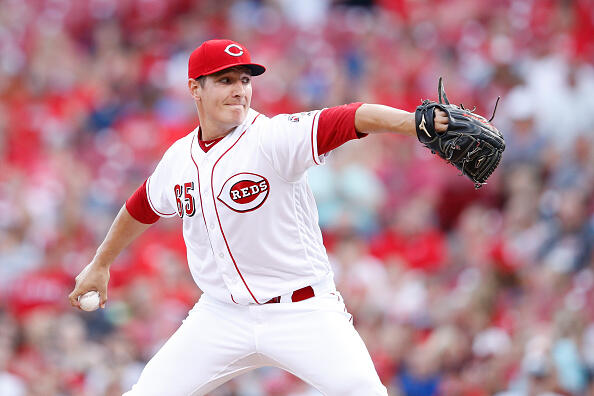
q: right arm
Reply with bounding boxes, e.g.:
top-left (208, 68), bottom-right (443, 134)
top-left (70, 141), bottom-right (181, 309)
top-left (68, 205), bottom-right (153, 309)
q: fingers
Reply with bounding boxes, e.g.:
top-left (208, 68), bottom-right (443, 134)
top-left (435, 118), bottom-right (448, 133)
top-left (435, 109), bottom-right (445, 116)
top-left (434, 109), bottom-right (449, 133)
top-left (68, 262), bottom-right (110, 310)
top-left (68, 289), bottom-right (81, 308)
top-left (99, 291), bottom-right (108, 309)
top-left (69, 288), bottom-right (108, 310)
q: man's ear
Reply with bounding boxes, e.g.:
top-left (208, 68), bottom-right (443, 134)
top-left (188, 79), bottom-right (201, 100)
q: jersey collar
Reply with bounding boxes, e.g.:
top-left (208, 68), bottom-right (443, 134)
top-left (197, 128), bottom-right (225, 153)
top-left (192, 108), bottom-right (260, 157)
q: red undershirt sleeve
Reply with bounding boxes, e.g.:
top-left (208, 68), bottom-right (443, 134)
top-left (125, 179), bottom-right (160, 224)
top-left (316, 102), bottom-right (367, 156)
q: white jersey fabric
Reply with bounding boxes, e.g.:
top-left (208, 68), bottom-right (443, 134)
top-left (146, 108), bottom-right (332, 305)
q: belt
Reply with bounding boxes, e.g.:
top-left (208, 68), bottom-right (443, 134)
top-left (264, 285), bottom-right (315, 304)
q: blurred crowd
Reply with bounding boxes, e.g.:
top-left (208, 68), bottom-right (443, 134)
top-left (1, 0), bottom-right (593, 395)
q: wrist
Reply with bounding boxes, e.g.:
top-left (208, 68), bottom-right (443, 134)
top-left (91, 256), bottom-right (112, 270)
top-left (404, 112), bottom-right (416, 137)
top-left (390, 111), bottom-right (416, 137)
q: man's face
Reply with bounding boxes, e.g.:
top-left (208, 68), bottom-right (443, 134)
top-left (192, 67), bottom-right (252, 131)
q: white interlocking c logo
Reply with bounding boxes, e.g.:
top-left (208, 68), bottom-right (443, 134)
top-left (224, 44), bottom-right (244, 57)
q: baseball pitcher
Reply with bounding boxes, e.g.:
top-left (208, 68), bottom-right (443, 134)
top-left (69, 39), bottom-right (503, 395)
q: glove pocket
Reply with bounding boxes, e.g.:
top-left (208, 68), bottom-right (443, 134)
top-left (440, 133), bottom-right (477, 162)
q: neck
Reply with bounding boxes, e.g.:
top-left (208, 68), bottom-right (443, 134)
top-left (200, 124), bottom-right (236, 141)
top-left (198, 118), bottom-right (236, 140)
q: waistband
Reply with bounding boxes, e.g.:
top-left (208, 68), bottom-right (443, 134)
top-left (263, 274), bottom-right (336, 304)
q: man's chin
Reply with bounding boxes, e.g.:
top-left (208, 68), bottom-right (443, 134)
top-left (225, 108), bottom-right (248, 125)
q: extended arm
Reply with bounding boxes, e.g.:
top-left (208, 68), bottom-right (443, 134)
top-left (357, 78), bottom-right (505, 188)
top-left (68, 205), bottom-right (152, 309)
top-left (354, 103), bottom-right (448, 136)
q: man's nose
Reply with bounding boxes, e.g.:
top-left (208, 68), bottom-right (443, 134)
top-left (231, 81), bottom-right (246, 97)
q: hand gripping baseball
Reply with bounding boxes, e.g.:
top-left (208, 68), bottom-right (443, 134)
top-left (68, 262), bottom-right (110, 310)
top-left (415, 78), bottom-right (505, 188)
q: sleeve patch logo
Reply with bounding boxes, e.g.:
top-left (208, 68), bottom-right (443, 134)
top-left (217, 173), bottom-right (270, 213)
top-left (288, 111), bottom-right (314, 123)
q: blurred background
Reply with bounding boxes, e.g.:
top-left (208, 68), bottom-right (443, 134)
top-left (1, 0), bottom-right (593, 395)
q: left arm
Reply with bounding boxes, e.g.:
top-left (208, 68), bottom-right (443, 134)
top-left (354, 103), bottom-right (448, 136)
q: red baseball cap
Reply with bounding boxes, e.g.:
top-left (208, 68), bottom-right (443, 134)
top-left (188, 39), bottom-right (266, 79)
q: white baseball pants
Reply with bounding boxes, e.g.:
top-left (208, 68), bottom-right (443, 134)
top-left (123, 292), bottom-right (387, 396)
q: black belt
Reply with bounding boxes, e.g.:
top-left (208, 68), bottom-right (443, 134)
top-left (264, 286), bottom-right (315, 304)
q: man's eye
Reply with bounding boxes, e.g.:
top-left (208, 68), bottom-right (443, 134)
top-left (219, 78), bottom-right (229, 83)
top-left (242, 78), bottom-right (251, 84)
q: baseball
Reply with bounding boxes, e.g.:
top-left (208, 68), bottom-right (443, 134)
top-left (79, 291), bottom-right (101, 311)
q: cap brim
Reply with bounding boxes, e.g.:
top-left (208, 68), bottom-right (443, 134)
top-left (245, 64), bottom-right (266, 76)
top-left (196, 63), bottom-right (266, 78)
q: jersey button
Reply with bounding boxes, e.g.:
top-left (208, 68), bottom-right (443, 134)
top-left (209, 223), bottom-right (215, 229)
top-left (219, 252), bottom-right (224, 258)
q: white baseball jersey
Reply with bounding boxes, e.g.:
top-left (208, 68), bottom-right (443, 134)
top-left (124, 103), bottom-right (388, 396)
top-left (146, 108), bottom-right (331, 305)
